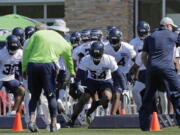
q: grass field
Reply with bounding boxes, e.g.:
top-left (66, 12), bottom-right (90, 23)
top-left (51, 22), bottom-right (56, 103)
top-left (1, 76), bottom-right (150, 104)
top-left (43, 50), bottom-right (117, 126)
top-left (0, 127), bottom-right (179, 135)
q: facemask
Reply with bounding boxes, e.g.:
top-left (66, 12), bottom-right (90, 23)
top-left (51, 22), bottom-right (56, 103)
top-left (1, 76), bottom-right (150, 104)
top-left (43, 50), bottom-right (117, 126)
top-left (8, 50), bottom-right (18, 55)
top-left (93, 57), bottom-right (101, 65)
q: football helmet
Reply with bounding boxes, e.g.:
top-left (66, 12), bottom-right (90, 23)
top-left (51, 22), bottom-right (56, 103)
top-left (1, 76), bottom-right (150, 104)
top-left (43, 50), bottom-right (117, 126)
top-left (137, 21), bottom-right (150, 39)
top-left (70, 31), bottom-right (81, 47)
top-left (25, 26), bottom-right (35, 39)
top-left (107, 26), bottom-right (117, 32)
top-left (106, 26), bottom-right (117, 40)
top-left (108, 29), bottom-right (122, 47)
top-left (90, 28), bottom-right (103, 41)
top-left (81, 29), bottom-right (91, 42)
top-left (90, 41), bottom-right (104, 65)
top-left (12, 27), bottom-right (25, 45)
top-left (6, 35), bottom-right (20, 55)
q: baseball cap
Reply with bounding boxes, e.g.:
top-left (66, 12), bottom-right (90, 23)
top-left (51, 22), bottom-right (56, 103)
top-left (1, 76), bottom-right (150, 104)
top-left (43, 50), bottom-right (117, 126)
top-left (160, 17), bottom-right (177, 28)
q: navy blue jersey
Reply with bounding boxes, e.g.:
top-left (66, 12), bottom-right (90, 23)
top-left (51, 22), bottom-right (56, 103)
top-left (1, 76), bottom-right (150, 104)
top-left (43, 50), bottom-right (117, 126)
top-left (143, 28), bottom-right (180, 69)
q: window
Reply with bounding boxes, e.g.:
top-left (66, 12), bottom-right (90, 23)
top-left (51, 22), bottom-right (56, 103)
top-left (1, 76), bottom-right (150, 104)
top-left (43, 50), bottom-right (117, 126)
top-left (166, 0), bottom-right (180, 13)
top-left (138, 0), bottom-right (162, 29)
top-left (166, 0), bottom-right (180, 26)
top-left (17, 5), bottom-right (43, 18)
top-left (47, 5), bottom-right (65, 18)
top-left (0, 6), bottom-right (13, 16)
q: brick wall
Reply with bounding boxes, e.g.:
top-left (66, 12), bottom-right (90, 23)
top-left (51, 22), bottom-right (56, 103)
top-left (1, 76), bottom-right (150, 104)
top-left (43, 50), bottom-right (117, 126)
top-left (65, 0), bottom-right (134, 41)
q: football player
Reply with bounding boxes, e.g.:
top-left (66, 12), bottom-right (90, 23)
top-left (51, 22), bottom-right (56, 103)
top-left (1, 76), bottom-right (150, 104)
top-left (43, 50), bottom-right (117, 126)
top-left (104, 29), bottom-right (136, 115)
top-left (70, 31), bottom-right (81, 49)
top-left (129, 21), bottom-right (150, 53)
top-left (90, 28), bottom-right (103, 42)
top-left (12, 27), bottom-right (25, 47)
top-left (69, 41), bottom-right (126, 125)
top-left (72, 29), bottom-right (92, 67)
top-left (0, 35), bottom-right (25, 114)
top-left (25, 26), bottom-right (36, 40)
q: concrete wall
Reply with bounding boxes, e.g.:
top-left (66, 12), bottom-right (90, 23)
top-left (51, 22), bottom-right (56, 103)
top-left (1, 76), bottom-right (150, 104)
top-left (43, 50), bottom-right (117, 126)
top-left (65, 0), bottom-right (134, 41)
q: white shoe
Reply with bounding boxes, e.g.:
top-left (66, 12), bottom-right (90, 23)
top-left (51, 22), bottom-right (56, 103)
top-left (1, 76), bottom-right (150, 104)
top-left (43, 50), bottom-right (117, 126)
top-left (46, 123), bottom-right (61, 132)
top-left (6, 110), bottom-right (16, 116)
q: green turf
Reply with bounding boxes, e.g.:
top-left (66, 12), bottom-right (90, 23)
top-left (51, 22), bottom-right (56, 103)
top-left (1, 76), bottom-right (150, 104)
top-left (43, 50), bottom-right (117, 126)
top-left (0, 127), bottom-right (179, 135)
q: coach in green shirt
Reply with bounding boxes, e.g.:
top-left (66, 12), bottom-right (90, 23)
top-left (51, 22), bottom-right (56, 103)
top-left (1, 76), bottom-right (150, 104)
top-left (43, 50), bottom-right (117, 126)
top-left (22, 29), bottom-right (75, 132)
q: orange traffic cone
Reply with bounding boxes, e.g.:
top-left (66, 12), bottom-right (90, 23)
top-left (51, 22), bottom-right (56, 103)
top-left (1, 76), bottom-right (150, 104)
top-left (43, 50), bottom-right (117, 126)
top-left (150, 112), bottom-right (160, 131)
top-left (12, 112), bottom-right (24, 131)
top-left (119, 108), bottom-right (126, 115)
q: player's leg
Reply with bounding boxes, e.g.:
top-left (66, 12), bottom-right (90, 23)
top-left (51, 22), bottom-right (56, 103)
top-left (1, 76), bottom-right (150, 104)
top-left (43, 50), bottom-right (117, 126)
top-left (157, 91), bottom-right (168, 114)
top-left (4, 80), bottom-right (25, 113)
top-left (70, 92), bottom-right (91, 126)
top-left (24, 88), bottom-right (31, 125)
top-left (162, 68), bottom-right (180, 126)
top-left (100, 89), bottom-right (112, 109)
top-left (86, 80), bottom-right (113, 119)
top-left (85, 79), bottom-right (101, 118)
top-left (111, 92), bottom-right (121, 115)
top-left (132, 81), bottom-right (145, 111)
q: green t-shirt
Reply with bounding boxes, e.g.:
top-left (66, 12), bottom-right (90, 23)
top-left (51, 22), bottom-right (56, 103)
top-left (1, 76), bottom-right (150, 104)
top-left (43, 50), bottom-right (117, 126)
top-left (22, 30), bottom-right (75, 75)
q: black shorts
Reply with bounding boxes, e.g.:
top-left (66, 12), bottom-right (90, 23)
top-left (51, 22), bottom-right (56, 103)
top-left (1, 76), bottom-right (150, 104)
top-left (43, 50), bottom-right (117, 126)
top-left (0, 79), bottom-right (21, 93)
top-left (86, 78), bottom-right (113, 96)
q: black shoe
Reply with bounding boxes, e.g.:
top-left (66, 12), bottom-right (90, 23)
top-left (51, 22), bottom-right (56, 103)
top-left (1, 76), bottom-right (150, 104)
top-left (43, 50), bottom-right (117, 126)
top-left (65, 120), bottom-right (74, 128)
top-left (141, 128), bottom-right (150, 132)
top-left (86, 115), bottom-right (92, 125)
top-left (28, 121), bottom-right (39, 132)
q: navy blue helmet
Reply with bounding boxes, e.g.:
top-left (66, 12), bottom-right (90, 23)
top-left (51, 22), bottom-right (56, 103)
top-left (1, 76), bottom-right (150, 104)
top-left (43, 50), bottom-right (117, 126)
top-left (137, 21), bottom-right (150, 39)
top-left (90, 41), bottom-right (104, 65)
top-left (70, 31), bottom-right (81, 46)
top-left (108, 29), bottom-right (122, 47)
top-left (107, 26), bottom-right (117, 32)
top-left (25, 26), bottom-right (35, 39)
top-left (90, 28), bottom-right (103, 41)
top-left (12, 27), bottom-right (25, 45)
top-left (106, 26), bottom-right (117, 40)
top-left (6, 35), bottom-right (20, 55)
top-left (81, 29), bottom-right (91, 42)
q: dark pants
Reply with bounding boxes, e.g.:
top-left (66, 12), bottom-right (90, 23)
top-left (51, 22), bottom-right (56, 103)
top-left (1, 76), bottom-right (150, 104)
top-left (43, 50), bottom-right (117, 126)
top-left (0, 79), bottom-right (21, 93)
top-left (27, 62), bottom-right (58, 118)
top-left (139, 67), bottom-right (180, 130)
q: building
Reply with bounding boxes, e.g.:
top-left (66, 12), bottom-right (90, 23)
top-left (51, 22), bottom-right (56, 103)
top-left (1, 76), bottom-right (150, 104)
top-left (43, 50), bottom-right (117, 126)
top-left (0, 0), bottom-right (180, 41)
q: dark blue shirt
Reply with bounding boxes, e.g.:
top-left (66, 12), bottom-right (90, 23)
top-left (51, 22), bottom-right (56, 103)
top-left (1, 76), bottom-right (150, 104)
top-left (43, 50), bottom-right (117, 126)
top-left (143, 28), bottom-right (180, 69)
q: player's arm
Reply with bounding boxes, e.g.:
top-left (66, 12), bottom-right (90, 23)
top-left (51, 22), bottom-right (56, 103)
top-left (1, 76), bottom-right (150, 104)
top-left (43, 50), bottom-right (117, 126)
top-left (128, 44), bottom-right (136, 59)
top-left (141, 37), bottom-right (149, 67)
top-left (141, 51), bottom-right (148, 67)
top-left (72, 47), bottom-right (79, 71)
top-left (112, 70), bottom-right (127, 90)
top-left (75, 56), bottom-right (88, 85)
top-left (69, 57), bottom-right (87, 99)
top-left (110, 56), bottom-right (127, 90)
top-left (61, 45), bottom-right (76, 77)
